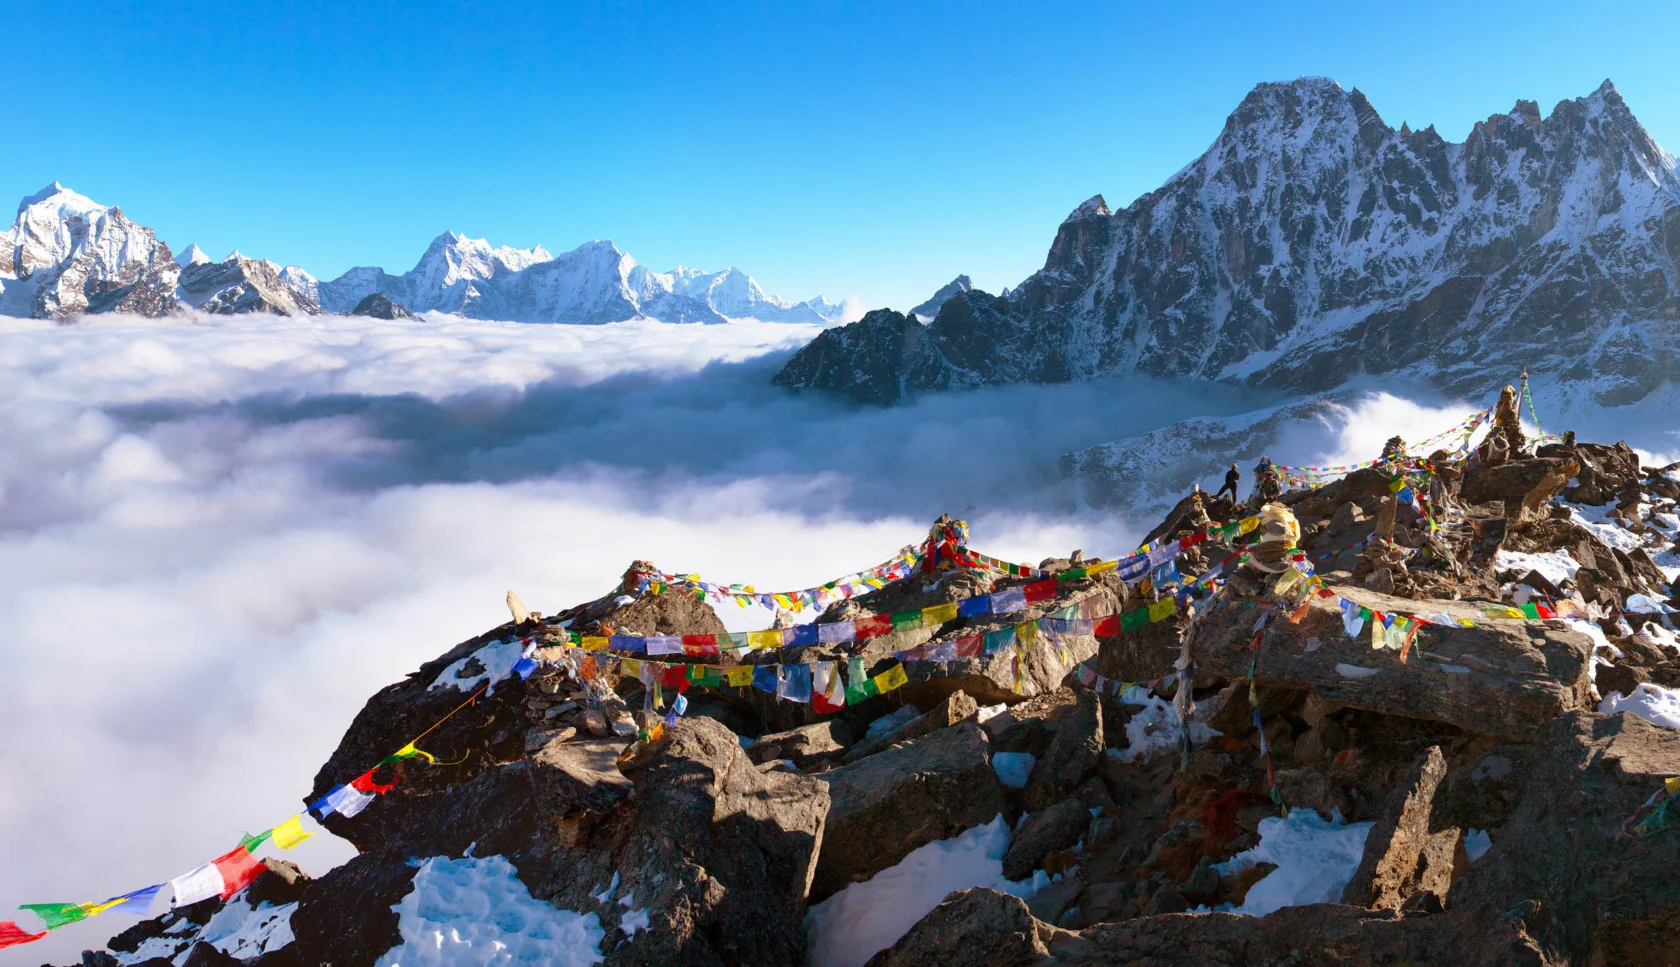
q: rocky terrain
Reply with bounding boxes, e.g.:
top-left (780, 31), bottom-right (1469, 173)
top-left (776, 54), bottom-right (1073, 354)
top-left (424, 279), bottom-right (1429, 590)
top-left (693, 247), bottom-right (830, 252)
top-left (775, 78), bottom-right (1680, 408)
top-left (0, 184), bottom-right (841, 325)
top-left (35, 413), bottom-right (1680, 966)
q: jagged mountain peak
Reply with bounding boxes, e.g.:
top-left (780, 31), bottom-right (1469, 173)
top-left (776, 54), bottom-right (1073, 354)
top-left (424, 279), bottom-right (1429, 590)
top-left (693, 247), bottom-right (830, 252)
top-left (1064, 195), bottom-right (1110, 222)
top-left (775, 78), bottom-right (1680, 409)
top-left (174, 244), bottom-right (212, 267)
top-left (910, 274), bottom-right (975, 320)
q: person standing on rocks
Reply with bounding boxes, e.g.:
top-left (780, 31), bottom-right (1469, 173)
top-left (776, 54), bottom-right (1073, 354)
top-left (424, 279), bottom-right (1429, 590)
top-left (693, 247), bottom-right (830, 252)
top-left (1215, 463), bottom-right (1241, 503)
top-left (1253, 457), bottom-right (1282, 505)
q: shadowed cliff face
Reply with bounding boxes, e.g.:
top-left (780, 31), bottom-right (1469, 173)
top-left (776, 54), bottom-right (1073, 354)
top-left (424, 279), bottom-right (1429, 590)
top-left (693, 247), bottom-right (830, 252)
top-left (776, 78), bottom-right (1680, 407)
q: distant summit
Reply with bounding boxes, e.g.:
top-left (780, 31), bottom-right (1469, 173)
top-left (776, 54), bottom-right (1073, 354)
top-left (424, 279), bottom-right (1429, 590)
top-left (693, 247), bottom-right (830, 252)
top-left (0, 186), bottom-right (843, 325)
top-left (910, 275), bottom-right (973, 321)
top-left (776, 78), bottom-right (1680, 409)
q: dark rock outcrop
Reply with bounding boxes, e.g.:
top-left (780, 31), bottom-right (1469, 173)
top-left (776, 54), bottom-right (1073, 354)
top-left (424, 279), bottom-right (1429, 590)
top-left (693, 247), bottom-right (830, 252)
top-left (350, 292), bottom-right (414, 319)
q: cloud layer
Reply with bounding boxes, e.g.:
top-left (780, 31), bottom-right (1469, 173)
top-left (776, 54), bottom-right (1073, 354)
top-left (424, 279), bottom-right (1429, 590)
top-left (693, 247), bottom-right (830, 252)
top-left (3, 311), bottom-right (1667, 960)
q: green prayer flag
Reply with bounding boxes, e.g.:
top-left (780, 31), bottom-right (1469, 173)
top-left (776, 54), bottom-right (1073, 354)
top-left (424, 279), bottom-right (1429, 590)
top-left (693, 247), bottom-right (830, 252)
top-left (1059, 567), bottom-right (1087, 581)
top-left (19, 902), bottom-right (86, 930)
top-left (1521, 602), bottom-right (1541, 620)
top-left (891, 611), bottom-right (923, 632)
top-left (239, 829), bottom-right (272, 853)
top-left (1120, 609), bottom-right (1149, 632)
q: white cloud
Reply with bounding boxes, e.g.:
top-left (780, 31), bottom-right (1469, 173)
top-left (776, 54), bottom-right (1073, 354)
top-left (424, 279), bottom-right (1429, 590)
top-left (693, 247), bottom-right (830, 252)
top-left (6, 310), bottom-right (1651, 960)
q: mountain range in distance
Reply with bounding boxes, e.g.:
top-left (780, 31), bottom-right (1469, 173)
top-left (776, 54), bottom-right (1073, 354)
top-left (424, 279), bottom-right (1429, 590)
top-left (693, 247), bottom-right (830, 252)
top-left (0, 183), bottom-right (847, 325)
top-left (776, 77), bottom-right (1680, 414)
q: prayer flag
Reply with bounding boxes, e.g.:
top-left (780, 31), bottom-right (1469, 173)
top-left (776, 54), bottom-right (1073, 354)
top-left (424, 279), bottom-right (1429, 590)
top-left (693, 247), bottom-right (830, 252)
top-left (581, 636), bottom-right (609, 651)
top-left (891, 611), bottom-right (923, 632)
top-left (1148, 599), bottom-right (1178, 623)
top-left (991, 587), bottom-right (1027, 614)
top-left (213, 846), bottom-right (265, 899)
top-left (854, 615), bottom-right (893, 639)
top-left (778, 663), bottom-right (813, 703)
top-left (646, 636), bottom-right (683, 656)
top-left (99, 884), bottom-right (163, 917)
top-left (844, 657), bottom-right (873, 703)
top-left (953, 634), bottom-right (983, 658)
top-left (351, 767), bottom-right (398, 796)
top-left (170, 863), bottom-right (225, 907)
top-left (812, 661), bottom-right (846, 713)
top-left (752, 665), bottom-right (780, 694)
top-left (726, 665), bottom-right (755, 687)
top-left (1022, 580), bottom-right (1057, 603)
top-left (682, 634), bottom-right (719, 654)
top-left (1015, 621), bottom-right (1037, 647)
top-left (272, 815), bottom-right (314, 851)
top-left (1384, 618), bottom-right (1408, 652)
top-left (817, 621), bottom-right (855, 644)
top-left (1520, 602), bottom-right (1541, 620)
top-left (747, 630), bottom-right (781, 650)
top-left (0, 921), bottom-right (46, 950)
top-left (957, 596), bottom-right (991, 617)
top-left (1340, 599), bottom-right (1366, 639)
top-left (1093, 614), bottom-right (1120, 636)
top-left (872, 663), bottom-right (909, 694)
top-left (983, 627), bottom-right (1016, 653)
top-left (922, 602), bottom-right (959, 625)
top-left (1120, 608), bottom-right (1149, 632)
top-left (17, 903), bottom-right (84, 931)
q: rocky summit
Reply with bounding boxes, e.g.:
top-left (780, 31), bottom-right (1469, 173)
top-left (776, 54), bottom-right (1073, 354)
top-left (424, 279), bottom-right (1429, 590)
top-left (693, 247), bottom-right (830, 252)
top-left (50, 414), bottom-right (1680, 967)
top-left (775, 78), bottom-right (1680, 407)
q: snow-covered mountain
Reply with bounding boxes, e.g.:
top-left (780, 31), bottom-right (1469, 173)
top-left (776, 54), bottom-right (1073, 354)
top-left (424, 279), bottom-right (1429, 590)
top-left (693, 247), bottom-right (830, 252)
top-left (777, 78), bottom-right (1680, 407)
top-left (318, 232), bottom-right (844, 324)
top-left (1, 184), bottom-right (843, 324)
top-left (910, 274), bottom-right (973, 321)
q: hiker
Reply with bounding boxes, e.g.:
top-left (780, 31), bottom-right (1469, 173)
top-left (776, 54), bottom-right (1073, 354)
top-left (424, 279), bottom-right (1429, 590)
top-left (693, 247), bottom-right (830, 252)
top-left (1253, 456), bottom-right (1282, 504)
top-left (1214, 463), bottom-right (1241, 502)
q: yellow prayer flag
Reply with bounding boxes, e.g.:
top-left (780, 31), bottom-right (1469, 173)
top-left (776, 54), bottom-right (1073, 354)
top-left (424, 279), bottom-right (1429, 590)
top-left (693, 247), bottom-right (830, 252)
top-left (1147, 598), bottom-right (1177, 622)
top-left (1237, 516), bottom-right (1260, 536)
top-left (581, 636), bottom-right (609, 651)
top-left (620, 658), bottom-right (642, 679)
top-left (726, 665), bottom-right (755, 687)
top-left (272, 814), bottom-right (314, 850)
top-left (1015, 621), bottom-right (1037, 646)
top-left (774, 593), bottom-right (795, 609)
top-left (1666, 777), bottom-right (1680, 795)
top-left (748, 630), bottom-right (783, 650)
top-left (394, 741), bottom-right (436, 764)
top-left (922, 602), bottom-right (959, 625)
top-left (81, 898), bottom-right (128, 917)
top-left (873, 664), bottom-right (909, 693)
top-left (1085, 559), bottom-right (1118, 575)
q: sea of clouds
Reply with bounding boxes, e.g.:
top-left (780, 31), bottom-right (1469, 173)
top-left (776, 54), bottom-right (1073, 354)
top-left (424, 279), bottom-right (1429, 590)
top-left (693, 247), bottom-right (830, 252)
top-left (1, 310), bottom-right (1666, 960)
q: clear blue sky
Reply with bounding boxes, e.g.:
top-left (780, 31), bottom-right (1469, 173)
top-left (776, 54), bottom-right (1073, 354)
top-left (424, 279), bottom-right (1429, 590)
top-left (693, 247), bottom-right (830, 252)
top-left (6, 1), bottom-right (1677, 311)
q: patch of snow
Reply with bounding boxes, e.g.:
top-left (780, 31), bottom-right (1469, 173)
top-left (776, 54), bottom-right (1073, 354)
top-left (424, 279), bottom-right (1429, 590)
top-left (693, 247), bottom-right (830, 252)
top-left (991, 752), bottom-right (1036, 789)
top-left (589, 872), bottom-right (619, 904)
top-left (976, 703), bottom-right (1008, 723)
top-left (1628, 594), bottom-right (1677, 614)
top-left (862, 704), bottom-right (921, 743)
top-left (1464, 829), bottom-right (1492, 863)
top-left (375, 854), bottom-right (605, 967)
top-left (428, 638), bottom-right (527, 694)
top-left (1494, 548), bottom-right (1580, 585)
top-left (618, 907), bottom-right (649, 937)
top-left (804, 815), bottom-right (1043, 967)
top-left (1566, 504), bottom-right (1646, 552)
top-left (191, 898), bottom-right (298, 961)
top-left (1335, 663), bottom-right (1379, 679)
top-left (1209, 808), bottom-right (1373, 916)
top-left (1113, 685), bottom-right (1221, 762)
top-left (1638, 622), bottom-right (1680, 653)
top-left (1600, 682), bottom-right (1680, 730)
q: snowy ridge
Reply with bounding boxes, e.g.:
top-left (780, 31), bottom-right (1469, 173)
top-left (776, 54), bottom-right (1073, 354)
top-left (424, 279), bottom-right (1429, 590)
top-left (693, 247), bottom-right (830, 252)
top-left (778, 78), bottom-right (1680, 409)
top-left (0, 184), bottom-right (844, 325)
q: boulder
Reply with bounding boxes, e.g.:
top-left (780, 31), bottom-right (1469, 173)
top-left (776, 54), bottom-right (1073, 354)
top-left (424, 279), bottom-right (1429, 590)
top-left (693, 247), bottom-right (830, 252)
top-left (1450, 711), bottom-right (1680, 964)
top-left (812, 722), bottom-right (1006, 900)
top-left (1002, 798), bottom-right (1090, 880)
top-left (1191, 588), bottom-right (1594, 740)
top-left (1461, 457), bottom-right (1577, 518)
top-left (861, 888), bottom-right (1050, 967)
top-left (748, 719), bottom-right (852, 767)
top-left (525, 734), bottom-right (633, 837)
top-left (1021, 688), bottom-right (1104, 811)
top-left (844, 689), bottom-right (979, 762)
top-left (1340, 746), bottom-right (1462, 910)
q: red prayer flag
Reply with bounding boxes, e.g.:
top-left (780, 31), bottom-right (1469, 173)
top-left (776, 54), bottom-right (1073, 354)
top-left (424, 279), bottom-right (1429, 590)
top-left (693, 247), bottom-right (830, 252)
top-left (681, 634), bottom-right (718, 654)
top-left (0, 920), bottom-right (47, 950)
top-left (351, 767), bottom-right (398, 796)
top-left (661, 665), bottom-right (689, 686)
top-left (1022, 579), bottom-right (1057, 603)
top-left (1180, 531), bottom-right (1208, 548)
top-left (854, 615), bottom-right (893, 639)
top-left (212, 846), bottom-right (267, 899)
top-left (953, 634), bottom-right (984, 658)
top-left (1092, 614), bottom-right (1120, 637)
